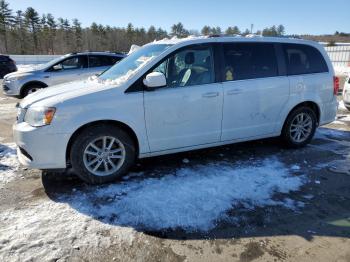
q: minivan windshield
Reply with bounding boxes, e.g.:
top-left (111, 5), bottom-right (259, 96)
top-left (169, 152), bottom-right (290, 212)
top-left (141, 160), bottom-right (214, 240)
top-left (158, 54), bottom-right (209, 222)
top-left (98, 44), bottom-right (172, 85)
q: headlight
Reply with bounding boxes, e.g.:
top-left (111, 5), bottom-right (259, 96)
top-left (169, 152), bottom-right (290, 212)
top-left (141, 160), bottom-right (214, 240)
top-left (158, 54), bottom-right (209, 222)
top-left (24, 107), bottom-right (56, 127)
top-left (7, 75), bottom-right (28, 81)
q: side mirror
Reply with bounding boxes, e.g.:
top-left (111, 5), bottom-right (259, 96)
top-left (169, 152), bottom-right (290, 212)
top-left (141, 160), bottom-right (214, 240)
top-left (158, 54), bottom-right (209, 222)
top-left (53, 64), bottom-right (63, 71)
top-left (143, 72), bottom-right (166, 91)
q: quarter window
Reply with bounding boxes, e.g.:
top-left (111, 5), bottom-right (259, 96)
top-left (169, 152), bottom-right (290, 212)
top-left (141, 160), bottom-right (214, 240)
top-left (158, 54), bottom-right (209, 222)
top-left (153, 46), bottom-right (215, 88)
top-left (222, 43), bottom-right (279, 81)
top-left (282, 44), bottom-right (328, 75)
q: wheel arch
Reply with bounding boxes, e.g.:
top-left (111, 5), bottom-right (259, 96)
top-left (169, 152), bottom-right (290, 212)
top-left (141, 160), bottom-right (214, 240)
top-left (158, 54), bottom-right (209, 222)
top-left (20, 81), bottom-right (48, 97)
top-left (66, 120), bottom-right (140, 166)
top-left (283, 101), bottom-right (320, 130)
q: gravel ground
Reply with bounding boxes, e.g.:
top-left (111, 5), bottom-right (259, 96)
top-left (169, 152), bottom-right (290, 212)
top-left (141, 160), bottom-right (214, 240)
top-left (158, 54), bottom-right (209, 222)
top-left (0, 88), bottom-right (349, 262)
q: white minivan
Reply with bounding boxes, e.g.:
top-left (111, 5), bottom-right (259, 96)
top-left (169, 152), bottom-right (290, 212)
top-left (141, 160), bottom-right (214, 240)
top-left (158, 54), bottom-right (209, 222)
top-left (13, 36), bottom-right (338, 184)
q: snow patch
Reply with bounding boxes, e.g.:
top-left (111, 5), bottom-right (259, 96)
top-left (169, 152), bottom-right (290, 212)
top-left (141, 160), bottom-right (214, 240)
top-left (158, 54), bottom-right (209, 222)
top-left (312, 128), bottom-right (350, 156)
top-left (0, 199), bottom-right (136, 261)
top-left (0, 143), bottom-right (19, 186)
top-left (334, 66), bottom-right (350, 76)
top-left (291, 165), bottom-right (300, 171)
top-left (339, 101), bottom-right (348, 111)
top-left (62, 158), bottom-right (305, 231)
top-left (0, 102), bottom-right (17, 120)
top-left (89, 55), bottom-right (155, 86)
top-left (16, 64), bottom-right (43, 72)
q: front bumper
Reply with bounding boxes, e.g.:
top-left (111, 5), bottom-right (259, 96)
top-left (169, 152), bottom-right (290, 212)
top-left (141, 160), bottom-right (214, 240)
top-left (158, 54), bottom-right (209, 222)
top-left (13, 122), bottom-right (70, 169)
top-left (2, 79), bottom-right (21, 96)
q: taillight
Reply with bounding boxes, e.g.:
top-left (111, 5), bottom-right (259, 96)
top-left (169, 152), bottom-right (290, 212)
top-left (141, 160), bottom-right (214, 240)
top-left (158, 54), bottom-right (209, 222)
top-left (333, 76), bottom-right (339, 95)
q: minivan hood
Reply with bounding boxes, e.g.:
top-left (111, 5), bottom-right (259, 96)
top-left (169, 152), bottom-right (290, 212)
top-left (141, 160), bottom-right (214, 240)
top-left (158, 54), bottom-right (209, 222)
top-left (20, 79), bottom-right (110, 108)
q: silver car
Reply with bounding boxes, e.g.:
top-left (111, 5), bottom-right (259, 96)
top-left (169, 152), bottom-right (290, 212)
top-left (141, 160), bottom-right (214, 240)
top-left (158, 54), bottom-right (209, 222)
top-left (2, 52), bottom-right (126, 98)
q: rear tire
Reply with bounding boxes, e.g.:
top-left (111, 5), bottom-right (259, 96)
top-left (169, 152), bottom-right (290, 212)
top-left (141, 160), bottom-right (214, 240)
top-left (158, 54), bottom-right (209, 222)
top-left (70, 125), bottom-right (136, 184)
top-left (281, 106), bottom-right (317, 148)
top-left (22, 84), bottom-right (43, 97)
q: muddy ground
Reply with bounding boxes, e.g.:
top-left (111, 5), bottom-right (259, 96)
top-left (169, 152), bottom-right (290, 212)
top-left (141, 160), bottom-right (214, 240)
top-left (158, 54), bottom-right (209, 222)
top-left (0, 89), bottom-right (349, 262)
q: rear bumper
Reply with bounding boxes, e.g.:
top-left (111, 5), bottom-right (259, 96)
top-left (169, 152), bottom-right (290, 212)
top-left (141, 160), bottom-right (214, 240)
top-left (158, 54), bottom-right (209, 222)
top-left (13, 122), bottom-right (70, 169)
top-left (319, 99), bottom-right (338, 126)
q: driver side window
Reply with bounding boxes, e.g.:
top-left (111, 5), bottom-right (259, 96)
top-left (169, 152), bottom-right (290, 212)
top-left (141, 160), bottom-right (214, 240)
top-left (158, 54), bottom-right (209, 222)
top-left (52, 56), bottom-right (84, 71)
top-left (153, 46), bottom-right (215, 88)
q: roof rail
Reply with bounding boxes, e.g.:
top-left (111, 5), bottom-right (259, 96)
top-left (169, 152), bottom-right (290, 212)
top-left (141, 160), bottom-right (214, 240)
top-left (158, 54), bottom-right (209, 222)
top-left (207, 34), bottom-right (246, 38)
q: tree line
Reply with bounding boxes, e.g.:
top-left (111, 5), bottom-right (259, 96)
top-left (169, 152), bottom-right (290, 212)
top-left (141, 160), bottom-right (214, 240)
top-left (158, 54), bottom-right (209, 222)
top-left (0, 0), bottom-right (288, 55)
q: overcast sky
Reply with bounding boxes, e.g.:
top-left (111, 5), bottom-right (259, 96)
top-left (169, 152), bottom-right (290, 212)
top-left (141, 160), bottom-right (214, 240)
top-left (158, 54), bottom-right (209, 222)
top-left (8, 0), bottom-right (350, 35)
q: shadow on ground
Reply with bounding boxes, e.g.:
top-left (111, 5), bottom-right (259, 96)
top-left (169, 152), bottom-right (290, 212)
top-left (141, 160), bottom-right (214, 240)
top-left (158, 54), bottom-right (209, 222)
top-left (42, 128), bottom-right (350, 241)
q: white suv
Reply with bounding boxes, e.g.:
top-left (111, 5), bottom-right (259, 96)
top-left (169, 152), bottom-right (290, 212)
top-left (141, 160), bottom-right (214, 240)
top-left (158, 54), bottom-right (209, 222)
top-left (3, 52), bottom-right (125, 98)
top-left (13, 36), bottom-right (338, 184)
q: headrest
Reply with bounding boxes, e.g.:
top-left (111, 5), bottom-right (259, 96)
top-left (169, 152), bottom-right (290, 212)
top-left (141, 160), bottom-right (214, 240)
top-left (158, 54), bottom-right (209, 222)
top-left (205, 56), bottom-right (211, 66)
top-left (185, 52), bottom-right (195, 65)
top-left (290, 53), bottom-right (302, 66)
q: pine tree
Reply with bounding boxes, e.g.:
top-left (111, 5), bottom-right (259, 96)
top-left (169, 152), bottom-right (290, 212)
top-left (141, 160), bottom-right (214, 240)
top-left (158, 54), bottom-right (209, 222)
top-left (72, 18), bottom-right (82, 51)
top-left (0, 0), bottom-right (13, 52)
top-left (24, 7), bottom-right (40, 53)
top-left (46, 13), bottom-right (56, 54)
top-left (211, 26), bottom-right (221, 35)
top-left (225, 26), bottom-right (240, 35)
top-left (14, 10), bottom-right (26, 54)
top-left (147, 25), bottom-right (157, 41)
top-left (126, 22), bottom-right (134, 47)
top-left (39, 14), bottom-right (50, 53)
top-left (156, 27), bottom-right (167, 39)
top-left (171, 22), bottom-right (188, 38)
top-left (242, 28), bottom-right (250, 36)
top-left (201, 26), bottom-right (211, 36)
top-left (97, 24), bottom-right (106, 50)
top-left (277, 24), bottom-right (285, 36)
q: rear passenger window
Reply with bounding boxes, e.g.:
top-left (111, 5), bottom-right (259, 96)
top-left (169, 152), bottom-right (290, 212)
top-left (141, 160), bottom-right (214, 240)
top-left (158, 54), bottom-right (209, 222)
top-left (222, 43), bottom-right (278, 81)
top-left (282, 44), bottom-right (328, 75)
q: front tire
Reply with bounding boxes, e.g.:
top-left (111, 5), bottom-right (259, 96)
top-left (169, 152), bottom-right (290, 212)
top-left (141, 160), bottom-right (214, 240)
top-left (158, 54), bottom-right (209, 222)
top-left (70, 125), bottom-right (136, 184)
top-left (281, 107), bottom-right (317, 148)
top-left (22, 84), bottom-right (43, 97)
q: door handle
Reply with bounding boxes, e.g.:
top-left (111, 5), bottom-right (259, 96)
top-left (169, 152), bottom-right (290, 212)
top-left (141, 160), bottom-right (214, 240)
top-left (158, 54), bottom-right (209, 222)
top-left (43, 75), bottom-right (50, 78)
top-left (227, 89), bottom-right (242, 95)
top-left (202, 92), bottom-right (219, 98)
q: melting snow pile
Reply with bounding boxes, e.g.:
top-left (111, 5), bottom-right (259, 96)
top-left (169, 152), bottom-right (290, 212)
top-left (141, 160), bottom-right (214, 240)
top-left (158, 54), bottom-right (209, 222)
top-left (16, 64), bottom-right (43, 72)
top-left (63, 158), bottom-right (305, 231)
top-left (0, 143), bottom-right (18, 186)
top-left (0, 103), bottom-right (17, 120)
top-left (0, 198), bottom-right (136, 261)
top-left (0, 157), bottom-right (305, 260)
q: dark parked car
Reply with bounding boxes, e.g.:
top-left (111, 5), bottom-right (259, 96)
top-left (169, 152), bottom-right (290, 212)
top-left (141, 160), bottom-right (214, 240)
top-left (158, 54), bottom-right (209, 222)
top-left (0, 55), bottom-right (17, 79)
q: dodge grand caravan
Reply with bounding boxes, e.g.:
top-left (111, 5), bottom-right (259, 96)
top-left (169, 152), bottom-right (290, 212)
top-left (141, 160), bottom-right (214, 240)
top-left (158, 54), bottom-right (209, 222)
top-left (13, 36), bottom-right (338, 184)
